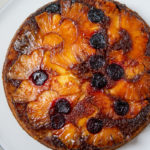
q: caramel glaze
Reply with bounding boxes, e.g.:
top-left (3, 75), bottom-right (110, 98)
top-left (3, 0), bottom-right (150, 150)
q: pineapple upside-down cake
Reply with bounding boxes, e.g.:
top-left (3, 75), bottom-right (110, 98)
top-left (3, 0), bottom-right (150, 149)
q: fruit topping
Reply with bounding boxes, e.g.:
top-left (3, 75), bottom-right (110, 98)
top-left (88, 8), bottom-right (105, 23)
top-left (31, 70), bottom-right (48, 86)
top-left (54, 98), bottom-right (71, 114)
top-left (106, 63), bottom-right (124, 81)
top-left (91, 73), bottom-right (107, 89)
top-left (27, 91), bottom-right (58, 129)
top-left (87, 118), bottom-right (103, 134)
top-left (7, 50), bottom-right (42, 80)
top-left (114, 100), bottom-right (129, 116)
top-left (50, 113), bottom-right (65, 130)
top-left (90, 33), bottom-right (107, 49)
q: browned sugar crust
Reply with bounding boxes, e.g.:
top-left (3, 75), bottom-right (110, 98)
top-left (3, 0), bottom-right (150, 150)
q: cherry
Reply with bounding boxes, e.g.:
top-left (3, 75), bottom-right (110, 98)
top-left (106, 64), bottom-right (124, 81)
top-left (50, 114), bottom-right (65, 130)
top-left (88, 8), bottom-right (105, 23)
top-left (87, 118), bottom-right (103, 134)
top-left (91, 73), bottom-right (107, 89)
top-left (54, 98), bottom-right (71, 114)
top-left (114, 100), bottom-right (129, 116)
top-left (90, 33), bottom-right (107, 49)
top-left (31, 70), bottom-right (48, 86)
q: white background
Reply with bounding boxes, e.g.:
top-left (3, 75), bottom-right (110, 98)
top-left (0, 0), bottom-right (150, 150)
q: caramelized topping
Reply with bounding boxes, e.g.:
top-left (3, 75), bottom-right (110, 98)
top-left (45, 2), bottom-right (61, 14)
top-left (14, 31), bottom-right (34, 54)
top-left (4, 0), bottom-right (150, 149)
top-left (89, 55), bottom-right (105, 70)
top-left (113, 29), bottom-right (132, 53)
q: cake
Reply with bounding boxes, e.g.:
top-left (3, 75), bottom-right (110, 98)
top-left (3, 0), bottom-right (150, 149)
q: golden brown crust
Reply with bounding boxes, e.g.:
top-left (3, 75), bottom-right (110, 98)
top-left (3, 0), bottom-right (150, 150)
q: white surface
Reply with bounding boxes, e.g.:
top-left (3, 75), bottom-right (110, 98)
top-left (0, 0), bottom-right (150, 150)
top-left (0, 0), bottom-right (13, 13)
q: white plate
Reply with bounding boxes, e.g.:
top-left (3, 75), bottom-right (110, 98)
top-left (0, 0), bottom-right (150, 150)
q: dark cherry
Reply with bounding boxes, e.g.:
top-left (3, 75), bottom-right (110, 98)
top-left (54, 98), bottom-right (71, 114)
top-left (45, 2), bottom-right (61, 14)
top-left (31, 70), bottom-right (48, 86)
top-left (90, 33), bottom-right (106, 49)
top-left (88, 8), bottom-right (105, 23)
top-left (89, 55), bottom-right (105, 70)
top-left (114, 100), bottom-right (129, 116)
top-left (106, 64), bottom-right (124, 81)
top-left (91, 73), bottom-right (107, 89)
top-left (50, 114), bottom-right (65, 130)
top-left (87, 118), bottom-right (103, 134)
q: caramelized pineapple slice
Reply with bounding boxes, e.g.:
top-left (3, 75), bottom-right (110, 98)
top-left (35, 12), bottom-right (51, 34)
top-left (52, 124), bottom-right (80, 149)
top-left (51, 74), bottom-right (80, 96)
top-left (42, 51), bottom-right (69, 75)
top-left (108, 50), bottom-right (147, 80)
top-left (59, 19), bottom-right (78, 44)
top-left (124, 59), bottom-right (145, 80)
top-left (36, 9), bottom-right (97, 69)
top-left (78, 115), bottom-right (123, 147)
top-left (100, 1), bottom-right (120, 44)
top-left (43, 33), bottom-right (63, 48)
top-left (62, 2), bottom-right (100, 37)
top-left (12, 76), bottom-right (51, 103)
top-left (88, 128), bottom-right (124, 147)
top-left (12, 80), bottom-right (39, 103)
top-left (107, 75), bottom-right (150, 101)
top-left (91, 92), bottom-right (148, 119)
top-left (108, 50), bottom-right (125, 64)
top-left (7, 50), bottom-right (42, 80)
top-left (27, 90), bottom-right (58, 129)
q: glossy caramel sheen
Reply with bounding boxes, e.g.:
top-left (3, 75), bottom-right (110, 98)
top-left (3, 0), bottom-right (150, 150)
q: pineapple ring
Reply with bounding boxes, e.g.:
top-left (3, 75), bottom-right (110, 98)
top-left (3, 0), bottom-right (150, 150)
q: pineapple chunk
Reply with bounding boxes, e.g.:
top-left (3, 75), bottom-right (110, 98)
top-left (7, 50), bottom-right (42, 80)
top-left (35, 12), bottom-right (51, 34)
top-left (13, 80), bottom-right (39, 102)
top-left (27, 90), bottom-right (58, 128)
top-left (52, 124), bottom-right (80, 149)
top-left (88, 127), bottom-right (124, 147)
top-left (51, 74), bottom-right (80, 96)
top-left (43, 33), bottom-right (63, 48)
